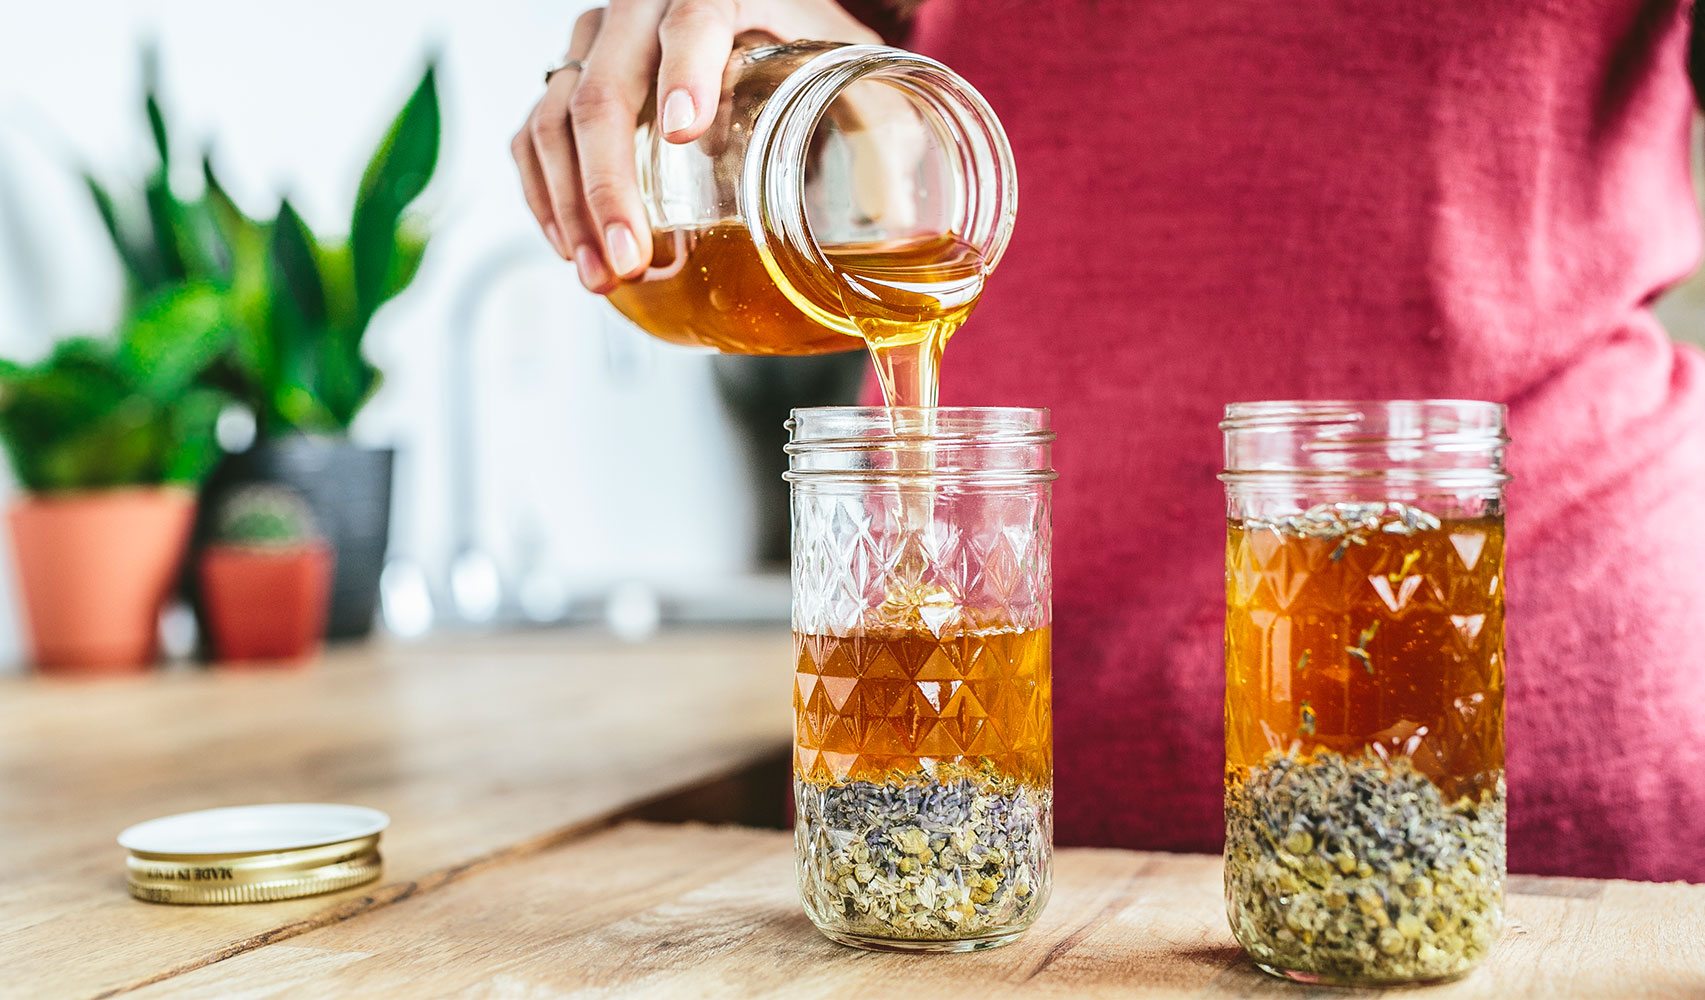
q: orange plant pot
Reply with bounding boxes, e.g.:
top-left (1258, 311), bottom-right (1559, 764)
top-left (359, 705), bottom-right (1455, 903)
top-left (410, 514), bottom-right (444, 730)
top-left (198, 544), bottom-right (333, 665)
top-left (8, 488), bottom-right (196, 676)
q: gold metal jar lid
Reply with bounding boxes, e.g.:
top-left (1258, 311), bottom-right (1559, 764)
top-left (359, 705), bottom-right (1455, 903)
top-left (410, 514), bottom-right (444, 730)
top-left (118, 804), bottom-right (388, 905)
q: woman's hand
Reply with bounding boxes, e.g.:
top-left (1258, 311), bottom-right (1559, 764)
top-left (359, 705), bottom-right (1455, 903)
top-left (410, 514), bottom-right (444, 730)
top-left (513, 0), bottom-right (879, 293)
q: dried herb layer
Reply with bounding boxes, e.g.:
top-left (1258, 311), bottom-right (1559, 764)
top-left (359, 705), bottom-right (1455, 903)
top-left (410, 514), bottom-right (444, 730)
top-left (796, 763), bottom-right (1050, 943)
top-left (1226, 750), bottom-right (1504, 984)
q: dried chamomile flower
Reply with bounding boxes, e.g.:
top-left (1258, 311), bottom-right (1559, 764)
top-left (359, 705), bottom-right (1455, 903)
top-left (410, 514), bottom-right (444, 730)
top-left (1225, 750), bottom-right (1504, 984)
top-left (796, 762), bottom-right (1050, 943)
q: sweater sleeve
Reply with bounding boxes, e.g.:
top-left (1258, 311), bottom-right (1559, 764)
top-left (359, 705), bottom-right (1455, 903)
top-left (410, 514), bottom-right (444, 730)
top-left (839, 0), bottom-right (923, 45)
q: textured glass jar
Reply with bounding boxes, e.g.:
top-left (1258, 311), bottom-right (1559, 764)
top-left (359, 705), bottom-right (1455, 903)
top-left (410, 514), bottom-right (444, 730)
top-left (1221, 401), bottom-right (1509, 987)
top-left (607, 39), bottom-right (1016, 355)
top-left (787, 407), bottom-right (1054, 951)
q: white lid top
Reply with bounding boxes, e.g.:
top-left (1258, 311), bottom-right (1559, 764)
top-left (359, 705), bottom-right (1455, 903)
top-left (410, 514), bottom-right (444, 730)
top-left (118, 804), bottom-right (390, 855)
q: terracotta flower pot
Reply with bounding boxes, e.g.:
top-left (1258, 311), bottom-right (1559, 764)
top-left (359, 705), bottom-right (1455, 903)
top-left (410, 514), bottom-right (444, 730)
top-left (8, 487), bottom-right (196, 676)
top-left (198, 543), bottom-right (333, 665)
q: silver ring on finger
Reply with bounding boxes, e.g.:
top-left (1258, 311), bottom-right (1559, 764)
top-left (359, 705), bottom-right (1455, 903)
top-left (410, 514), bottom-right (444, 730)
top-left (544, 58), bottom-right (586, 85)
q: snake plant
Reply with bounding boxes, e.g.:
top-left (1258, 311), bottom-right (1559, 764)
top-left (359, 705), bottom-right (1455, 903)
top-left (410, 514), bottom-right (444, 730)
top-left (83, 47), bottom-right (440, 438)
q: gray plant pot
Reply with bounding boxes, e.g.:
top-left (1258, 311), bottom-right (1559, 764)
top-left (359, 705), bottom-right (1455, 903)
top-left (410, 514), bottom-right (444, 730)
top-left (712, 351), bottom-right (869, 566)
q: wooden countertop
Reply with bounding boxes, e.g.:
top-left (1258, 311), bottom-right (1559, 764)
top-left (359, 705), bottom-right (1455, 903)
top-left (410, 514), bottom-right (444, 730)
top-left (127, 823), bottom-right (1705, 999)
top-left (0, 630), bottom-right (790, 998)
top-left (5, 630), bottom-right (1702, 998)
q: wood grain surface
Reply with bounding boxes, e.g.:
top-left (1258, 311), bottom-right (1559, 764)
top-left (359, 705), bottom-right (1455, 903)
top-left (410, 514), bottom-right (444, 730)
top-left (0, 630), bottom-right (791, 998)
top-left (8, 630), bottom-right (1703, 999)
top-left (126, 822), bottom-right (1705, 999)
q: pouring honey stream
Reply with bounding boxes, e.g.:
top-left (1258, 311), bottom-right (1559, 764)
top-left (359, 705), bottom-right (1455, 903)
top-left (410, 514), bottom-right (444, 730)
top-left (824, 232), bottom-right (986, 409)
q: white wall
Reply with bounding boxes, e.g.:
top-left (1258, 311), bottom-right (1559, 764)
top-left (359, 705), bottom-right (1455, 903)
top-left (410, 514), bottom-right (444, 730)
top-left (0, 0), bottom-right (763, 667)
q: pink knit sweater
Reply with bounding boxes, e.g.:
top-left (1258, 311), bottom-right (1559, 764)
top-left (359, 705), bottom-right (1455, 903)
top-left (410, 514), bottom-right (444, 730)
top-left (902, 0), bottom-right (1705, 881)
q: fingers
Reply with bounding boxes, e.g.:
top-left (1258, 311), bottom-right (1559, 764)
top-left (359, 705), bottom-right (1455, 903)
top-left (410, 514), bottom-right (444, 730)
top-left (655, 0), bottom-right (735, 143)
top-left (512, 0), bottom-right (880, 292)
top-left (511, 131), bottom-right (564, 257)
top-left (533, 72), bottom-right (616, 292)
top-left (571, 0), bottom-right (665, 280)
top-left (514, 8), bottom-right (616, 292)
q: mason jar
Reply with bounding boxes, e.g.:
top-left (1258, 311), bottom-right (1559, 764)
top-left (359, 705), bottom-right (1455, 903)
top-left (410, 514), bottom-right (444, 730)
top-left (787, 406), bottom-right (1054, 951)
top-left (1220, 400), bottom-right (1509, 986)
top-left (607, 38), bottom-right (1017, 356)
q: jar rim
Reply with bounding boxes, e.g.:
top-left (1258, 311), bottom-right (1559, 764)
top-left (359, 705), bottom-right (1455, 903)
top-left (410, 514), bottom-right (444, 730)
top-left (788, 405), bottom-right (1052, 440)
top-left (1221, 399), bottom-right (1509, 486)
top-left (743, 44), bottom-right (1018, 330)
top-left (786, 406), bottom-right (1055, 484)
top-left (1220, 399), bottom-right (1508, 432)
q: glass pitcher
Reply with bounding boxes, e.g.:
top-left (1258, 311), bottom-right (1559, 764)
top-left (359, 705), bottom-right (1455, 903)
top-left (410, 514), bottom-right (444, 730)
top-left (607, 39), bottom-right (1017, 356)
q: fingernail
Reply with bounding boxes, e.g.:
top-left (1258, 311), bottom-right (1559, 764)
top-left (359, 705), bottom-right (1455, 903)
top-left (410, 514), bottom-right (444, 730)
top-left (573, 245), bottom-right (610, 290)
top-left (661, 89), bottom-right (696, 135)
top-left (544, 222), bottom-right (568, 259)
top-left (604, 223), bottom-right (642, 275)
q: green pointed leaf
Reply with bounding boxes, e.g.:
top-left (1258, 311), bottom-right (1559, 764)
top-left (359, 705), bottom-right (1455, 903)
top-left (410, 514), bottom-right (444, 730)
top-left (315, 240), bottom-right (358, 327)
top-left (272, 381), bottom-right (337, 435)
top-left (271, 200), bottom-right (327, 326)
top-left (176, 197), bottom-right (229, 281)
top-left (200, 154), bottom-right (246, 271)
top-left (316, 325), bottom-right (378, 427)
top-left (387, 224), bottom-right (429, 299)
top-left (118, 282), bottom-right (231, 396)
top-left (83, 173), bottom-right (163, 290)
top-left (315, 240), bottom-right (380, 427)
top-left (146, 94), bottom-right (170, 170)
top-left (263, 201), bottom-right (335, 435)
top-left (144, 173), bottom-right (188, 282)
top-left (163, 387), bottom-right (224, 484)
top-left (82, 173), bottom-right (122, 238)
top-left (230, 308), bottom-right (274, 409)
top-left (203, 155), bottom-right (274, 387)
top-left (201, 156), bottom-right (242, 236)
top-left (45, 336), bottom-right (124, 377)
top-left (351, 63), bottom-right (439, 321)
top-left (141, 42), bottom-right (166, 164)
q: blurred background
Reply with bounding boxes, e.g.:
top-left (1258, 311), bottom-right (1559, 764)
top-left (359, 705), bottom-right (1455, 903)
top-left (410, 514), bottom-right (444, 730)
top-left (1, 2), bottom-right (1702, 673)
top-left (0, 0), bottom-right (867, 673)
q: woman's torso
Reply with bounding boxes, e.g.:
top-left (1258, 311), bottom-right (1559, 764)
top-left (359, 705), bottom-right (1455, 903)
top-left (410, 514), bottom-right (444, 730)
top-left (905, 0), bottom-right (1705, 880)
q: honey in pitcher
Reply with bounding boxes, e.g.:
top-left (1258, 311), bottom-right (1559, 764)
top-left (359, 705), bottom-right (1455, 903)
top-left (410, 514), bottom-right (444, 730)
top-left (826, 233), bottom-right (985, 409)
top-left (606, 222), bottom-right (985, 407)
top-left (607, 223), bottom-right (855, 356)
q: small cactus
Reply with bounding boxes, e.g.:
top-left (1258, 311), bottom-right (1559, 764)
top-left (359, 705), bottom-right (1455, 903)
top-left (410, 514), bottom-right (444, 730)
top-left (212, 485), bottom-right (321, 548)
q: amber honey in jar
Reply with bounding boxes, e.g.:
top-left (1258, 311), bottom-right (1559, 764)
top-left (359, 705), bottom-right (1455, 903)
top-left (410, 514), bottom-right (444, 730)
top-left (1220, 401), bottom-right (1509, 987)
top-left (607, 39), bottom-right (1015, 407)
top-left (788, 406), bottom-right (1055, 951)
